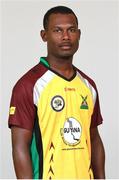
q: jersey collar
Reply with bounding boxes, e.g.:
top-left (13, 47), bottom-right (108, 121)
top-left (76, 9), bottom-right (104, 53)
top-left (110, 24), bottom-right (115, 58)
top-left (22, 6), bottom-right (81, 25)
top-left (39, 56), bottom-right (77, 82)
top-left (40, 57), bottom-right (50, 68)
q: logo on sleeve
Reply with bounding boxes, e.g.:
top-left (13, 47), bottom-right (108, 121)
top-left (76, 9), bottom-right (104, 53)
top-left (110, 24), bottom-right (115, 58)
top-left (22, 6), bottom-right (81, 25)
top-left (9, 106), bottom-right (16, 115)
top-left (80, 95), bottom-right (88, 109)
top-left (51, 95), bottom-right (65, 112)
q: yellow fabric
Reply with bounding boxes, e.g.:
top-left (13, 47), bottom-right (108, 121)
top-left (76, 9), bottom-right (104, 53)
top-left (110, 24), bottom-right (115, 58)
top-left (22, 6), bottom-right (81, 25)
top-left (9, 106), bottom-right (16, 115)
top-left (37, 74), bottom-right (94, 179)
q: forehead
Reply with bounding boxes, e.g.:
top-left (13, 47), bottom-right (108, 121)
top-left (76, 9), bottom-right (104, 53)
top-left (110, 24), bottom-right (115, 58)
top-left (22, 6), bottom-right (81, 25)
top-left (48, 13), bottom-right (78, 28)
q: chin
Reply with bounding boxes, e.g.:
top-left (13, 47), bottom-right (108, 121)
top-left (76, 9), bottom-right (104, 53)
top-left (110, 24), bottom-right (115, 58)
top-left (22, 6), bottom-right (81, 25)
top-left (60, 48), bottom-right (78, 58)
top-left (58, 54), bottom-right (73, 59)
top-left (58, 51), bottom-right (74, 57)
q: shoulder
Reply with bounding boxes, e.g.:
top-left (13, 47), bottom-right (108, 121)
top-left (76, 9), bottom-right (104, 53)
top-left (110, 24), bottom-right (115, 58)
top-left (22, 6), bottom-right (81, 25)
top-left (12, 63), bottom-right (48, 93)
top-left (75, 67), bottom-right (103, 127)
top-left (75, 66), bottom-right (97, 91)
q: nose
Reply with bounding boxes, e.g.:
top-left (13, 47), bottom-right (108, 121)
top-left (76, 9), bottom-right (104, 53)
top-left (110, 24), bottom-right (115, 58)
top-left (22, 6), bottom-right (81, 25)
top-left (62, 30), bottom-right (70, 40)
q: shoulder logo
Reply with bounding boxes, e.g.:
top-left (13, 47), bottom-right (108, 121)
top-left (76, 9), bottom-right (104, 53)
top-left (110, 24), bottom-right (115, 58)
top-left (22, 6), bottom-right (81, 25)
top-left (80, 95), bottom-right (88, 109)
top-left (9, 106), bottom-right (16, 115)
top-left (51, 95), bottom-right (65, 112)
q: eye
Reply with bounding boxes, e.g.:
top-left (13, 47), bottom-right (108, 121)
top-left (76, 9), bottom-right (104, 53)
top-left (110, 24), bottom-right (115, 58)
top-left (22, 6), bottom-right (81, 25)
top-left (69, 28), bottom-right (77, 33)
top-left (53, 29), bottom-right (62, 33)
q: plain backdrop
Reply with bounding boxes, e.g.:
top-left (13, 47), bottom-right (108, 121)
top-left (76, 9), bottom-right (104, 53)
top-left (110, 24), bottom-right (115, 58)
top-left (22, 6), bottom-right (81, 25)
top-left (1, 0), bottom-right (119, 179)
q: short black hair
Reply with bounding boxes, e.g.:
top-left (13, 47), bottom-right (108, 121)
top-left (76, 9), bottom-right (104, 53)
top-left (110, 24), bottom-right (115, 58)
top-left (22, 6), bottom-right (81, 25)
top-left (43, 6), bottom-right (78, 29)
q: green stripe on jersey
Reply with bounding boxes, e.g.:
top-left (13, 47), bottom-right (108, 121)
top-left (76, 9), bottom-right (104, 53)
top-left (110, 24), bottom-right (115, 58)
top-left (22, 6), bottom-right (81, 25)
top-left (30, 133), bottom-right (39, 179)
top-left (40, 57), bottom-right (50, 68)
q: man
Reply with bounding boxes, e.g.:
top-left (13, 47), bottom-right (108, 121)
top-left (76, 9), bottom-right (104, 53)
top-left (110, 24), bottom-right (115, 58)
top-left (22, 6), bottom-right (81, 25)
top-left (8, 6), bottom-right (105, 179)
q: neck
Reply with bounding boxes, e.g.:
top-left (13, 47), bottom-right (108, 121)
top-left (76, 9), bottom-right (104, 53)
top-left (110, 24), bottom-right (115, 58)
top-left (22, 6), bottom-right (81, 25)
top-left (46, 55), bottom-right (75, 79)
top-left (46, 55), bottom-right (73, 70)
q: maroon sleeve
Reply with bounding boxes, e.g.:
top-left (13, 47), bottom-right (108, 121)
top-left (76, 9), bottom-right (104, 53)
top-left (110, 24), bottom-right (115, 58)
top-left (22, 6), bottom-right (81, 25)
top-left (8, 79), bottom-right (36, 131)
top-left (90, 86), bottom-right (103, 128)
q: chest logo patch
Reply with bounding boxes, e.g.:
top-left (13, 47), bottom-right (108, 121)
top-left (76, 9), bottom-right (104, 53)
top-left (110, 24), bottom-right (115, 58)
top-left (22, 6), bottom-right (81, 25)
top-left (51, 95), bottom-right (65, 112)
top-left (80, 95), bottom-right (88, 109)
top-left (60, 117), bottom-right (82, 146)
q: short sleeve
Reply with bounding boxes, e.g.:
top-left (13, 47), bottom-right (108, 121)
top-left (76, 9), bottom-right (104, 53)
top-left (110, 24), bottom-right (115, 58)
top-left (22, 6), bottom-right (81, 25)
top-left (8, 80), bottom-right (36, 131)
top-left (90, 89), bottom-right (103, 128)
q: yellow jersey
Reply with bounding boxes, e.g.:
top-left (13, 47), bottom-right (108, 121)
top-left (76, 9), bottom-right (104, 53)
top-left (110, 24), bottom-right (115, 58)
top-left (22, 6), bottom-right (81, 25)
top-left (8, 57), bottom-right (103, 179)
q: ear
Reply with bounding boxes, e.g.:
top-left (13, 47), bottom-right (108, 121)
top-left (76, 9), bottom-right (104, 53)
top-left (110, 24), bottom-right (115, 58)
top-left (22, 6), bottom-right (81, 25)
top-left (78, 29), bottom-right (81, 40)
top-left (40, 30), bottom-right (47, 42)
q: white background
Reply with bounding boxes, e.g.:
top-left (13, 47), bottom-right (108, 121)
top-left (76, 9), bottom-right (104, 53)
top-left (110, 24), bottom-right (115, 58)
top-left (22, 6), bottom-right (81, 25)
top-left (1, 0), bottom-right (119, 179)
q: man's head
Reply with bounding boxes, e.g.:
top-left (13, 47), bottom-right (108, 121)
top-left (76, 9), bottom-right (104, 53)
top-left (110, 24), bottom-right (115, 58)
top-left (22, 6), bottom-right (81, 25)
top-left (41, 6), bottom-right (81, 58)
top-left (43, 6), bottom-right (78, 30)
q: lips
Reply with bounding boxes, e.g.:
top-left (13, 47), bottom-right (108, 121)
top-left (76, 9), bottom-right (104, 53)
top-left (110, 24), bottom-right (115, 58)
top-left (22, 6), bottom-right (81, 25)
top-left (59, 43), bottom-right (72, 50)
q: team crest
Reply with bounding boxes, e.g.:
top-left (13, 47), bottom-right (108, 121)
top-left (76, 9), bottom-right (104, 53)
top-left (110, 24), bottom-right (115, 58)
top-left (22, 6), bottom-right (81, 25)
top-left (60, 117), bottom-right (82, 146)
top-left (80, 95), bottom-right (88, 109)
top-left (51, 95), bottom-right (65, 112)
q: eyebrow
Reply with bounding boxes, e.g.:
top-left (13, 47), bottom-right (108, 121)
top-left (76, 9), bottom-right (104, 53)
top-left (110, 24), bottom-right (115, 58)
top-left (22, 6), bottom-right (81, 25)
top-left (52, 24), bottom-right (78, 29)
